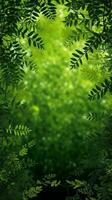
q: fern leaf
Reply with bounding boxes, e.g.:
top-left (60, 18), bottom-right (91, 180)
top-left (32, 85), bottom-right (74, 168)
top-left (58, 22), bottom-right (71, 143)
top-left (6, 124), bottom-right (31, 136)
top-left (88, 79), bottom-right (111, 100)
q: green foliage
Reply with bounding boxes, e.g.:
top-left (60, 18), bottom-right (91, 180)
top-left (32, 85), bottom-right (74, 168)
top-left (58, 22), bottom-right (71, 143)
top-left (23, 185), bottom-right (43, 200)
top-left (1, 1), bottom-right (112, 200)
top-left (88, 78), bottom-right (112, 100)
top-left (64, 0), bottom-right (112, 99)
top-left (66, 179), bottom-right (93, 199)
top-left (70, 34), bottom-right (102, 69)
top-left (19, 26), bottom-right (44, 49)
top-left (6, 124), bottom-right (31, 136)
top-left (40, 1), bottom-right (56, 19)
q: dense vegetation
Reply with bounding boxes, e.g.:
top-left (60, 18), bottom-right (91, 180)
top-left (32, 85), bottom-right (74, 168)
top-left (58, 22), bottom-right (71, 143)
top-left (0, 0), bottom-right (112, 199)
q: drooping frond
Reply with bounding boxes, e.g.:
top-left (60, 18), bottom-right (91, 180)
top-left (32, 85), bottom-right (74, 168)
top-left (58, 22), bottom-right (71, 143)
top-left (6, 124), bottom-right (31, 136)
top-left (88, 78), bottom-right (112, 100)
top-left (70, 33), bottom-right (102, 69)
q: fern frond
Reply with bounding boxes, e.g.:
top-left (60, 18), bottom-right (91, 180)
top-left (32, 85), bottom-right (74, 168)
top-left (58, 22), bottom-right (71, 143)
top-left (19, 26), bottom-right (44, 49)
top-left (70, 34), bottom-right (102, 69)
top-left (23, 2), bottom-right (40, 24)
top-left (80, 66), bottom-right (99, 82)
top-left (87, 112), bottom-right (106, 121)
top-left (88, 78), bottom-right (112, 100)
top-left (70, 50), bottom-right (84, 68)
top-left (25, 60), bottom-right (37, 71)
top-left (6, 124), bottom-right (31, 136)
top-left (0, 0), bottom-right (21, 35)
top-left (1, 40), bottom-right (26, 85)
top-left (64, 28), bottom-right (85, 47)
top-left (64, 11), bottom-right (79, 26)
top-left (40, 2), bottom-right (56, 19)
top-left (87, 112), bottom-right (98, 121)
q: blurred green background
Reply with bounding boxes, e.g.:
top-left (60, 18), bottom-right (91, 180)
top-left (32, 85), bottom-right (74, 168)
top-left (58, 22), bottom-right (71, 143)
top-left (1, 2), bottom-right (112, 200)
top-left (15, 12), bottom-right (111, 179)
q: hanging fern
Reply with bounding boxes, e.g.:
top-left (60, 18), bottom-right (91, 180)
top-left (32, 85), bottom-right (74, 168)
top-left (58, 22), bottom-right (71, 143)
top-left (0, 0), bottom-right (21, 36)
top-left (87, 111), bottom-right (106, 121)
top-left (87, 112), bottom-right (98, 121)
top-left (27, 31), bottom-right (44, 49)
top-left (6, 124), bottom-right (31, 136)
top-left (64, 28), bottom-right (85, 47)
top-left (66, 179), bottom-right (93, 199)
top-left (23, 2), bottom-right (40, 24)
top-left (40, 1), bottom-right (56, 20)
top-left (70, 33), bottom-right (102, 69)
top-left (88, 78), bottom-right (112, 100)
top-left (64, 11), bottom-right (80, 27)
top-left (70, 49), bottom-right (84, 68)
top-left (1, 42), bottom-right (26, 85)
top-left (18, 26), bottom-right (44, 49)
top-left (81, 66), bottom-right (99, 82)
top-left (24, 60), bottom-right (37, 71)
